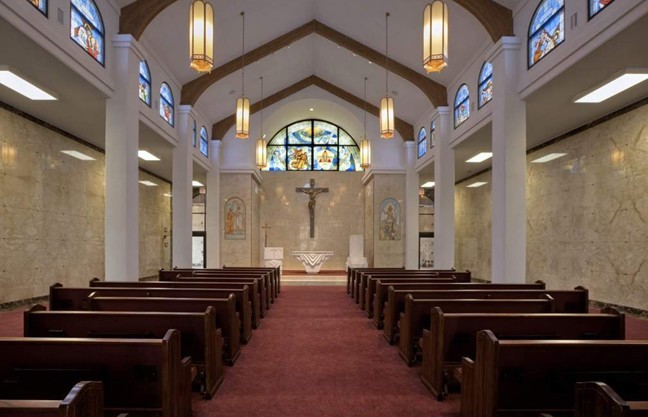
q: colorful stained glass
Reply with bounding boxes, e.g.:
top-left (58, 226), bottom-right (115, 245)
top-left (288, 121), bottom-right (312, 145)
top-left (528, 0), bottom-right (564, 67)
top-left (200, 127), bottom-right (208, 157)
top-left (454, 84), bottom-right (470, 128)
top-left (287, 146), bottom-right (311, 170)
top-left (159, 83), bottom-right (174, 127)
top-left (70, 0), bottom-right (104, 65)
top-left (313, 121), bottom-right (338, 145)
top-left (139, 61), bottom-right (151, 106)
top-left (339, 146), bottom-right (361, 172)
top-left (193, 120), bottom-right (197, 147)
top-left (28, 0), bottom-right (47, 15)
top-left (269, 130), bottom-right (286, 145)
top-left (430, 120), bottom-right (436, 148)
top-left (339, 130), bottom-right (355, 145)
top-left (313, 146), bottom-right (338, 171)
top-left (417, 127), bottom-right (427, 159)
top-left (478, 62), bottom-right (493, 108)
top-left (265, 146), bottom-right (287, 171)
top-left (589, 0), bottom-right (614, 18)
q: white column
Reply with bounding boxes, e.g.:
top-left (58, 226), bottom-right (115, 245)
top-left (104, 35), bottom-right (144, 281)
top-left (488, 37), bottom-right (527, 283)
top-left (433, 107), bottom-right (455, 269)
top-left (205, 140), bottom-right (222, 268)
top-left (404, 142), bottom-right (419, 269)
top-left (171, 106), bottom-right (194, 268)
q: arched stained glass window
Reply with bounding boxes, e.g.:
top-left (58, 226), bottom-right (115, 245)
top-left (478, 62), bottom-right (493, 109)
top-left (263, 120), bottom-right (362, 172)
top-left (528, 0), bottom-right (564, 68)
top-left (192, 119), bottom-right (197, 147)
top-left (454, 84), bottom-right (470, 129)
top-left (430, 120), bottom-right (436, 148)
top-left (200, 126), bottom-right (209, 157)
top-left (70, 0), bottom-right (104, 65)
top-left (159, 82), bottom-right (174, 127)
top-left (139, 61), bottom-right (151, 107)
top-left (589, 0), bottom-right (614, 19)
top-left (28, 0), bottom-right (47, 15)
top-left (417, 127), bottom-right (427, 159)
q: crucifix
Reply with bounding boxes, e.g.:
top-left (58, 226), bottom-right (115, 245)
top-left (261, 223), bottom-right (271, 247)
top-left (296, 178), bottom-right (329, 238)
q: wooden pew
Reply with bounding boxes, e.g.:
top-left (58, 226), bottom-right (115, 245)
top-left (222, 266), bottom-right (281, 295)
top-left (88, 295), bottom-right (241, 366)
top-left (0, 329), bottom-right (190, 417)
top-left (347, 267), bottom-right (403, 295)
top-left (24, 305), bottom-right (224, 399)
top-left (575, 382), bottom-right (648, 417)
top-left (0, 381), bottom-right (103, 417)
top-left (420, 307), bottom-right (625, 400)
top-left (461, 331), bottom-right (648, 417)
top-left (360, 275), bottom-right (457, 311)
top-left (397, 296), bottom-right (555, 365)
top-left (384, 287), bottom-right (589, 344)
top-left (373, 281), bottom-right (546, 329)
top-left (90, 278), bottom-right (262, 327)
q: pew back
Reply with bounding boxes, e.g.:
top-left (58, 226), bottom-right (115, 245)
top-left (0, 381), bottom-right (102, 417)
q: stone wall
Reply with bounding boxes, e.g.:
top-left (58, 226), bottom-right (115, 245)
top-left (138, 171), bottom-right (172, 278)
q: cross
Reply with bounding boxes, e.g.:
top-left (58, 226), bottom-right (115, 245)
top-left (261, 223), bottom-right (272, 247)
top-left (295, 178), bottom-right (329, 238)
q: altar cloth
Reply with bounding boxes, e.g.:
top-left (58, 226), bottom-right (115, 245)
top-left (291, 251), bottom-right (334, 274)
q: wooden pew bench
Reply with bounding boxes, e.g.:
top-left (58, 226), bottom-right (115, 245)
top-left (24, 305), bottom-right (224, 399)
top-left (398, 296), bottom-right (555, 365)
top-left (420, 307), bottom-right (625, 400)
top-left (0, 381), bottom-right (103, 417)
top-left (575, 382), bottom-right (648, 417)
top-left (51, 284), bottom-right (252, 343)
top-left (88, 295), bottom-right (241, 366)
top-left (90, 278), bottom-right (262, 327)
top-left (350, 268), bottom-right (463, 300)
top-left (347, 267), bottom-right (403, 295)
top-left (0, 330), bottom-right (190, 417)
top-left (461, 331), bottom-right (648, 417)
top-left (384, 287), bottom-right (588, 344)
top-left (363, 275), bottom-right (461, 314)
top-left (373, 281), bottom-right (546, 329)
top-left (222, 266), bottom-right (281, 296)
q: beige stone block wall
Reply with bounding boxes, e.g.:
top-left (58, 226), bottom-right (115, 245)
top-left (138, 171), bottom-right (172, 278)
top-left (260, 171), bottom-right (364, 270)
top-left (220, 173), bottom-right (254, 266)
top-left (373, 174), bottom-right (406, 267)
top-left (419, 206), bottom-right (434, 233)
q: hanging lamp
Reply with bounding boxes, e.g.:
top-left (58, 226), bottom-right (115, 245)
top-left (423, 1), bottom-right (448, 73)
top-left (360, 77), bottom-right (371, 169)
top-left (189, 0), bottom-right (214, 73)
top-left (235, 11), bottom-right (250, 139)
top-left (380, 12), bottom-right (395, 139)
top-left (255, 76), bottom-right (267, 169)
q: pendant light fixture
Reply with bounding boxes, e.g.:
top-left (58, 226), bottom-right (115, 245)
top-left (235, 11), bottom-right (250, 139)
top-left (360, 77), bottom-right (371, 169)
top-left (189, 0), bottom-right (214, 73)
top-left (423, 1), bottom-right (448, 73)
top-left (255, 76), bottom-right (267, 169)
top-left (380, 12), bottom-right (395, 139)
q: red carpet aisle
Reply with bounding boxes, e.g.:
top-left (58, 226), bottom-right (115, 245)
top-left (193, 285), bottom-right (460, 417)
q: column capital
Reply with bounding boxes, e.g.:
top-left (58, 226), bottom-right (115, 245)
top-left (434, 106), bottom-right (451, 117)
top-left (486, 36), bottom-right (522, 63)
top-left (112, 34), bottom-right (146, 61)
top-left (177, 104), bottom-right (193, 115)
top-left (404, 141), bottom-right (416, 149)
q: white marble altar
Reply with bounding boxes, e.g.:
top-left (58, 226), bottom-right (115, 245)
top-left (346, 235), bottom-right (368, 270)
top-left (264, 247), bottom-right (284, 270)
top-left (291, 251), bottom-right (334, 274)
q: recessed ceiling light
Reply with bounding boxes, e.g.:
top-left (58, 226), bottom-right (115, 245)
top-left (531, 153), bottom-right (567, 163)
top-left (138, 150), bottom-right (160, 161)
top-left (163, 193), bottom-right (172, 198)
top-left (139, 180), bottom-right (158, 187)
top-left (420, 181), bottom-right (435, 188)
top-left (368, 61), bottom-right (372, 64)
top-left (0, 66), bottom-right (57, 100)
top-left (466, 152), bottom-right (493, 163)
top-left (309, 108), bottom-right (314, 112)
top-left (192, 181), bottom-right (204, 187)
top-left (575, 69), bottom-right (648, 103)
top-left (60, 150), bottom-right (95, 161)
top-left (352, 53), bottom-right (357, 57)
top-left (466, 182), bottom-right (488, 188)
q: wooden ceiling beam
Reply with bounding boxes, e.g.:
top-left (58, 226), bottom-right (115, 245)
top-left (454, 0), bottom-right (514, 43)
top-left (211, 75), bottom-right (414, 141)
top-left (119, 0), bottom-right (178, 40)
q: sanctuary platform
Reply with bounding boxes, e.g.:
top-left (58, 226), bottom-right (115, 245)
top-left (282, 270), bottom-right (346, 286)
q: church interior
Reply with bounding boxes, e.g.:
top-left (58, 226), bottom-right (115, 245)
top-left (1, 0), bottom-right (648, 415)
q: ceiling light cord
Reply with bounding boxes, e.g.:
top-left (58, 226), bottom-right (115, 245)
top-left (385, 12), bottom-right (389, 95)
top-left (363, 77), bottom-right (368, 138)
top-left (241, 11), bottom-right (245, 96)
top-left (260, 76), bottom-right (264, 137)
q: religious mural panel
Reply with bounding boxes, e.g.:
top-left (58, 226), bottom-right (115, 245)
top-left (287, 146), bottom-right (311, 170)
top-left (224, 197), bottom-right (245, 240)
top-left (419, 234), bottom-right (434, 268)
top-left (313, 146), bottom-right (338, 171)
top-left (379, 198), bottom-right (401, 241)
top-left (70, 0), bottom-right (104, 65)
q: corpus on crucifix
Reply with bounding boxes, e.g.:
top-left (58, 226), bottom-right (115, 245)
top-left (296, 178), bottom-right (329, 238)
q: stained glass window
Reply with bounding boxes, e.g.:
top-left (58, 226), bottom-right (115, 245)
top-left (28, 0), bottom-right (47, 15)
top-left (478, 62), bottom-right (493, 109)
top-left (70, 0), bottom-right (104, 65)
top-left (589, 0), bottom-right (614, 19)
top-left (159, 82), bottom-right (174, 127)
top-left (193, 119), bottom-right (197, 147)
top-left (430, 120), bottom-right (436, 149)
top-left (417, 127), bottom-right (427, 159)
top-left (528, 0), bottom-right (564, 68)
top-left (454, 84), bottom-right (470, 129)
top-left (200, 126), bottom-right (209, 157)
top-left (139, 61), bottom-right (151, 107)
top-left (262, 119), bottom-right (361, 172)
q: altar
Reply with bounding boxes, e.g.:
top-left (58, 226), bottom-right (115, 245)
top-left (290, 251), bottom-right (334, 274)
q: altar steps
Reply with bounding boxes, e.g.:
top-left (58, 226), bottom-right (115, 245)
top-left (281, 270), bottom-right (346, 286)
